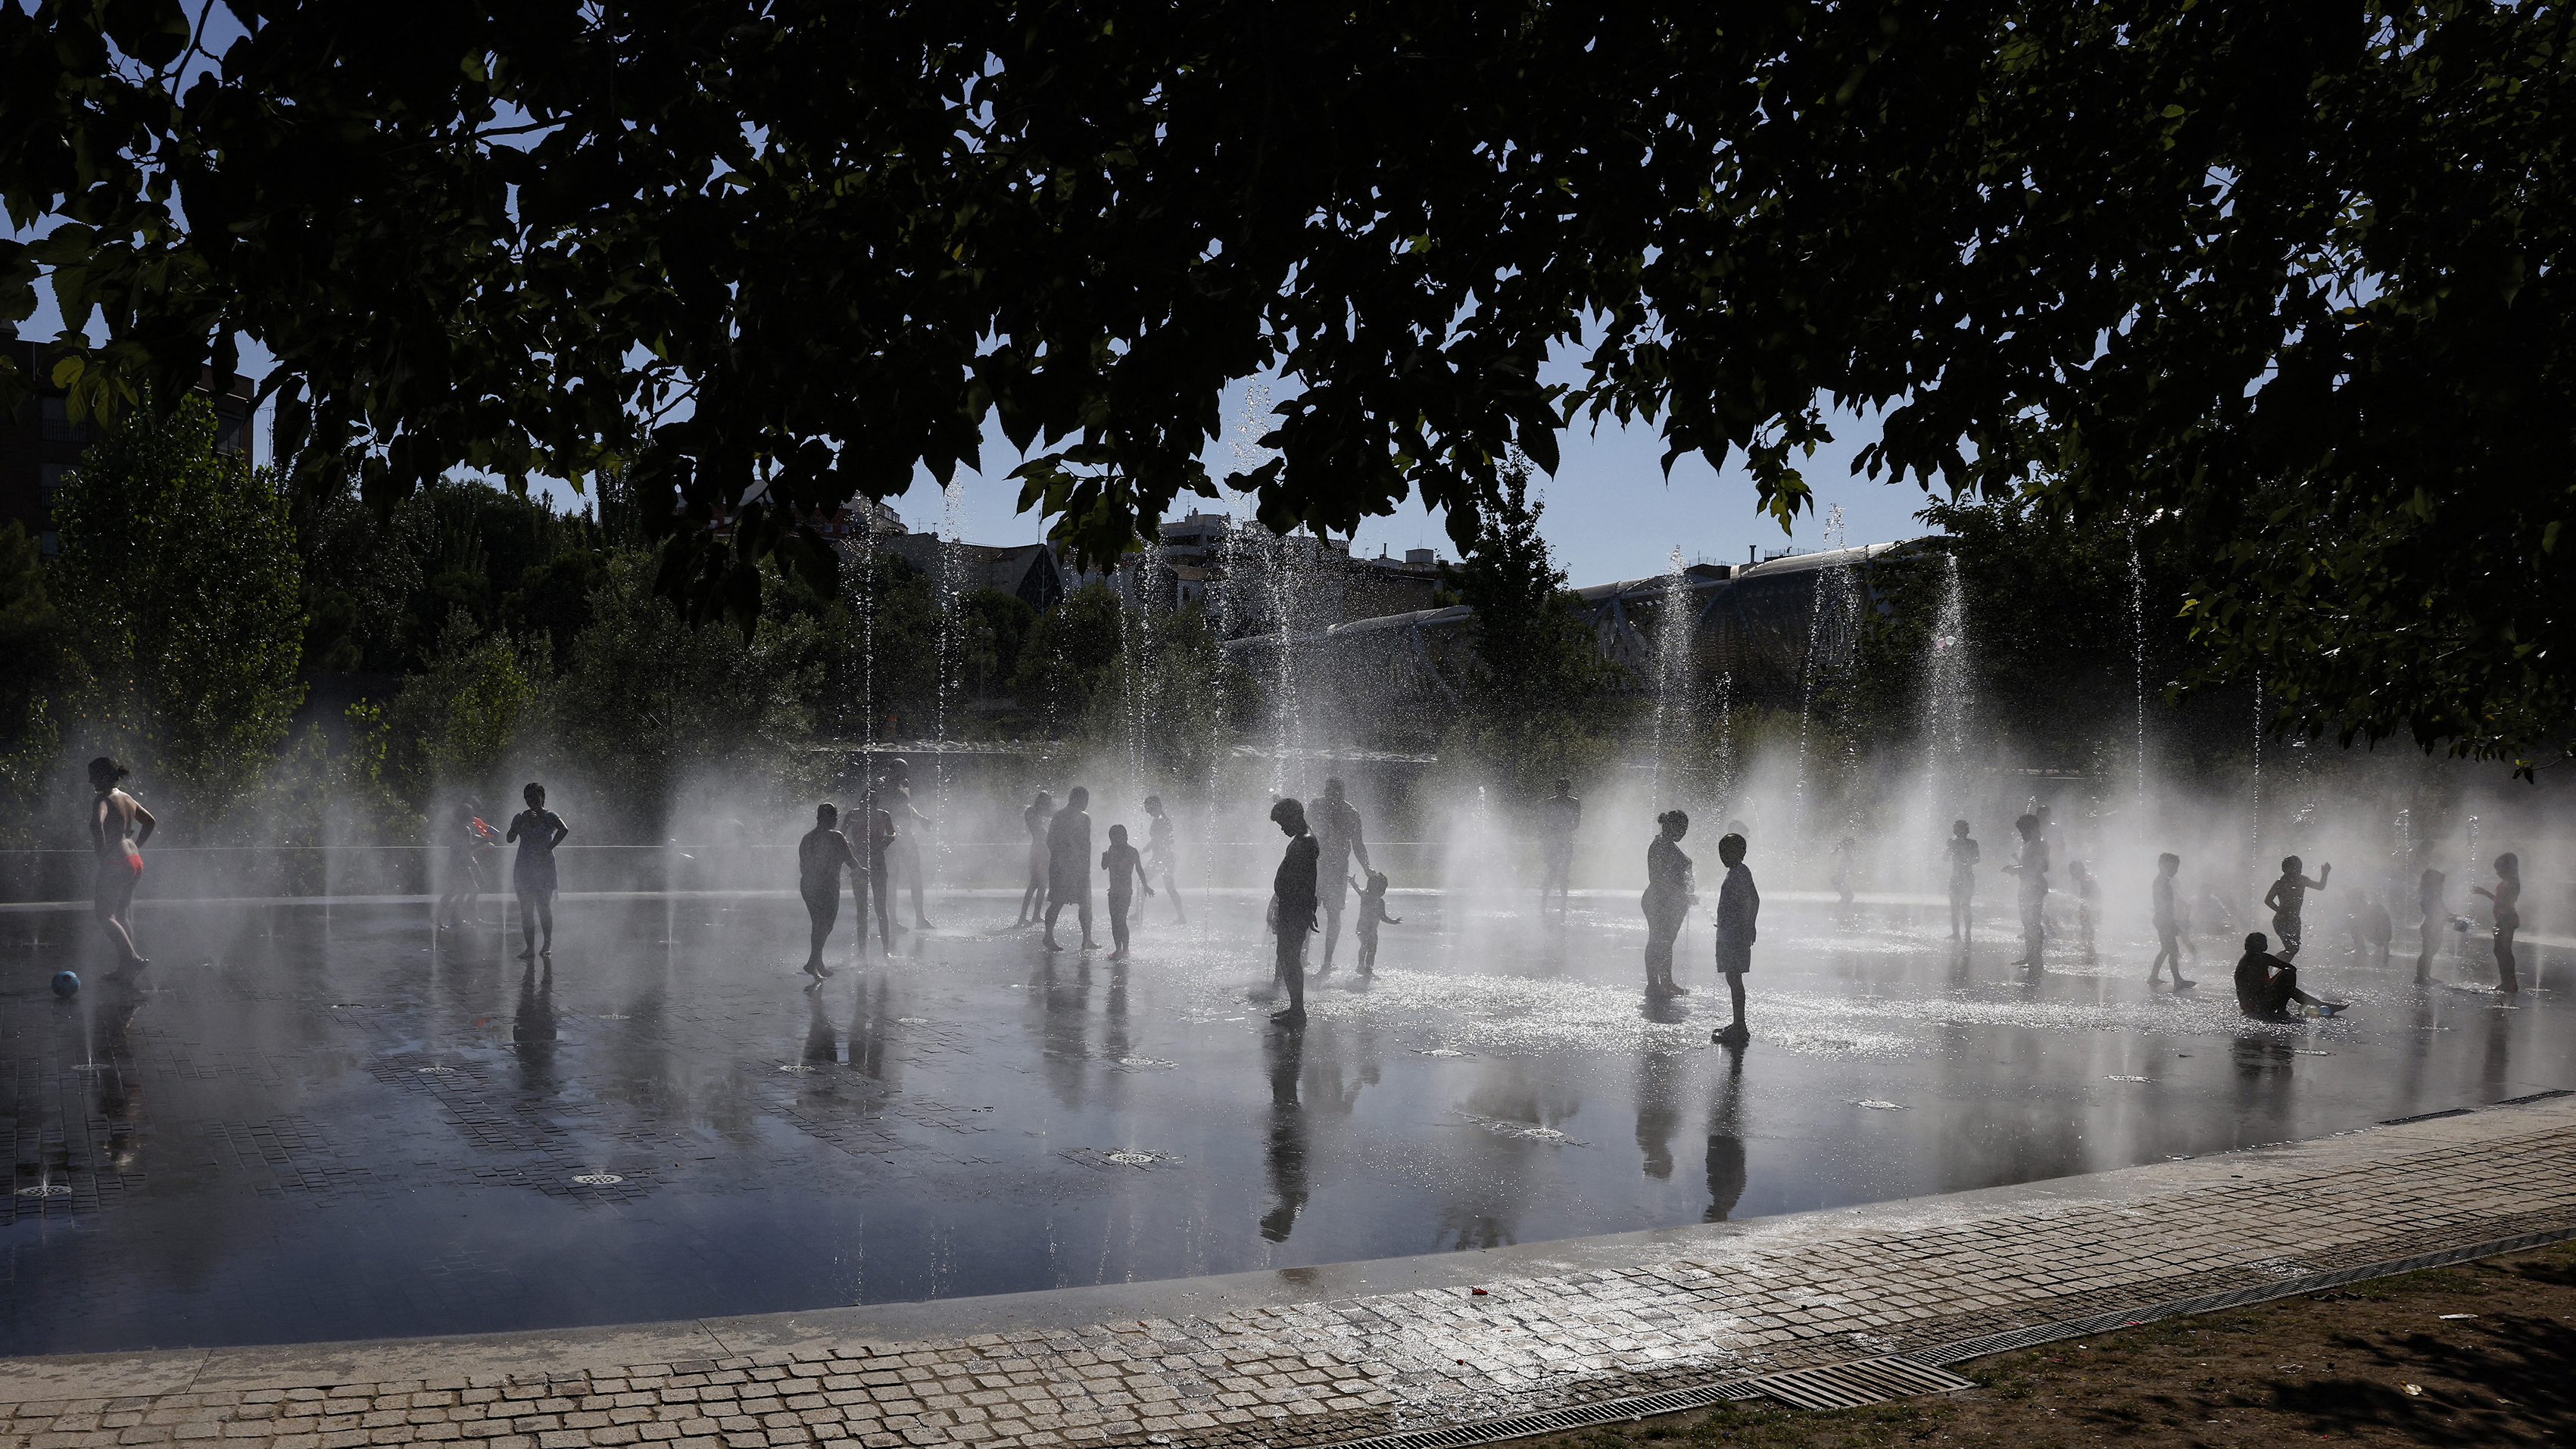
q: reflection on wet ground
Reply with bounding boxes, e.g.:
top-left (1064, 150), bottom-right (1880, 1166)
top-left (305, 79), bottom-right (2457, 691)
top-left (2, 890), bottom-right (2566, 1355)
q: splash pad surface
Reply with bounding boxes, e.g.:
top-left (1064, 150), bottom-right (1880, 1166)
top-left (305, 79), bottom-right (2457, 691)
top-left (2, 888), bottom-right (2565, 1356)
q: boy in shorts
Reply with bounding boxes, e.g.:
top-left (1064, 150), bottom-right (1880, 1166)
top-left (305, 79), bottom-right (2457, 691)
top-left (1100, 822), bottom-right (1152, 961)
top-left (1712, 832), bottom-right (1757, 1045)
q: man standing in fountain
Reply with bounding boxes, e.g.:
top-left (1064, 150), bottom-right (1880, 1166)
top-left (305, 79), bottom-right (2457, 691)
top-left (86, 757), bottom-right (155, 971)
top-left (2263, 855), bottom-right (2331, 960)
top-left (2004, 813), bottom-right (2048, 971)
top-left (1268, 797), bottom-right (1320, 1024)
top-left (796, 802), bottom-right (866, 981)
top-left (1310, 777), bottom-right (1371, 974)
top-left (1711, 832), bottom-right (1757, 1045)
top-left (1538, 778), bottom-right (1581, 915)
top-left (1944, 820), bottom-right (1979, 940)
top-left (1042, 786), bottom-right (1096, 952)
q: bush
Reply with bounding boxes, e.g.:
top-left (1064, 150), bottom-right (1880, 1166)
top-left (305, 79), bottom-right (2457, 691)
top-left (54, 394), bottom-right (304, 835)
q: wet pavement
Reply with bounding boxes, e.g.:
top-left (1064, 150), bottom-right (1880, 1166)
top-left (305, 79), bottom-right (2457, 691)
top-left (3, 888), bottom-right (2567, 1356)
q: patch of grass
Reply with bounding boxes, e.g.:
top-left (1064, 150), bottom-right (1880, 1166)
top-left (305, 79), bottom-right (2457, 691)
top-left (1505, 1240), bottom-right (2576, 1449)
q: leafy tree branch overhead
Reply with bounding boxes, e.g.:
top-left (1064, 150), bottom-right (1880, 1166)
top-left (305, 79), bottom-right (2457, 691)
top-left (2, 0), bottom-right (2566, 765)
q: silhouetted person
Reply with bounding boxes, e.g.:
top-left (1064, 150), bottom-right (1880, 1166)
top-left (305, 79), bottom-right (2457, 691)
top-left (2004, 812), bottom-right (2047, 971)
top-left (2472, 852), bottom-right (2521, 995)
top-left (878, 759), bottom-right (937, 929)
top-left (859, 806), bottom-right (897, 954)
top-left (1944, 820), bottom-right (1979, 939)
top-left (1830, 835), bottom-right (1857, 905)
top-left (1640, 811), bottom-right (1695, 996)
top-left (1538, 777), bottom-right (1580, 912)
top-left (1311, 777), bottom-right (1371, 973)
top-left (2235, 931), bottom-right (2344, 1020)
top-left (505, 782), bottom-right (568, 959)
top-left (797, 802), bottom-right (865, 980)
top-left (437, 801), bottom-right (503, 932)
top-left (1043, 786), bottom-right (1096, 952)
top-left (1712, 832), bottom-right (1757, 1045)
top-left (86, 757), bottom-right (154, 969)
top-left (2415, 868), bottom-right (2448, 983)
top-left (1269, 798), bottom-right (1319, 1024)
top-left (1101, 821), bottom-right (1152, 961)
top-left (2263, 855), bottom-right (2330, 960)
top-left (1016, 790), bottom-right (1055, 926)
top-left (1143, 795), bottom-right (1186, 923)
top-left (2034, 802), bottom-right (2064, 933)
top-left (2349, 889), bottom-right (2393, 971)
top-left (1350, 869), bottom-right (1399, 975)
top-left (2069, 858), bottom-right (2100, 961)
top-left (2150, 852), bottom-right (2194, 988)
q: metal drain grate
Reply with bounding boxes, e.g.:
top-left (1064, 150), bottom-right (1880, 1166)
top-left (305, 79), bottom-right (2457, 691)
top-left (2493, 1089), bottom-right (2574, 1106)
top-left (2379, 1108), bottom-right (2475, 1125)
top-left (1743, 1356), bottom-right (1976, 1410)
top-left (1327, 1379), bottom-right (1763, 1449)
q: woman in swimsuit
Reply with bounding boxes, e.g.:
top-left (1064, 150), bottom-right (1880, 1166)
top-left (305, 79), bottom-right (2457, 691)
top-left (505, 782), bottom-right (570, 959)
top-left (87, 757), bottom-right (155, 968)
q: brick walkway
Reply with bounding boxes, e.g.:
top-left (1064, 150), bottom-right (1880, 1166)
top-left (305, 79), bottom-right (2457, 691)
top-left (7, 1096), bottom-right (2573, 1449)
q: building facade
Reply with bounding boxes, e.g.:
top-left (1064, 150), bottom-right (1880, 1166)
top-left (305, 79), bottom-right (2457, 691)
top-left (0, 325), bottom-right (257, 556)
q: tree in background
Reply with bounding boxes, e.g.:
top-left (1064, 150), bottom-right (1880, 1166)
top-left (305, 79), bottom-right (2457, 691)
top-left (1436, 466), bottom-right (1628, 796)
top-left (1012, 581), bottom-right (1126, 732)
top-left (1078, 602), bottom-right (1257, 790)
top-left (0, 521), bottom-right (67, 842)
top-left (52, 394), bottom-right (303, 833)
top-left (818, 550), bottom-right (942, 743)
top-left (385, 610), bottom-right (547, 811)
top-left (295, 460), bottom-right (429, 675)
top-left (13, 2), bottom-right (2565, 770)
top-left (547, 552), bottom-right (825, 839)
top-left (957, 588), bottom-right (1037, 701)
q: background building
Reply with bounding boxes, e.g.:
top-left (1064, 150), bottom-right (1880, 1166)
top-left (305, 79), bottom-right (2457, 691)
top-left (0, 322), bottom-right (257, 556)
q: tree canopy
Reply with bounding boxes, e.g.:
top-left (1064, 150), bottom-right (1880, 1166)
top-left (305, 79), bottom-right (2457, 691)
top-left (3, 0), bottom-right (2567, 765)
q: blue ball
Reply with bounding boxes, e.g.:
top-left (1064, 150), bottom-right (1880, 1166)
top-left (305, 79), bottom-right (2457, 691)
top-left (50, 971), bottom-right (79, 999)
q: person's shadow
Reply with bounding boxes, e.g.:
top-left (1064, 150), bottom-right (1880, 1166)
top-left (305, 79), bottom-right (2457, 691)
top-left (1635, 1051), bottom-right (1681, 1179)
top-left (803, 988), bottom-right (840, 1069)
top-left (513, 959), bottom-right (558, 1095)
top-left (1259, 1021), bottom-right (1309, 1244)
top-left (1704, 1041), bottom-right (1748, 1222)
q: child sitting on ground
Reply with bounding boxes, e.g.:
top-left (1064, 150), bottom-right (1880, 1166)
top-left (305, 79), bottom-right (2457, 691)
top-left (1350, 870), bottom-right (1401, 976)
